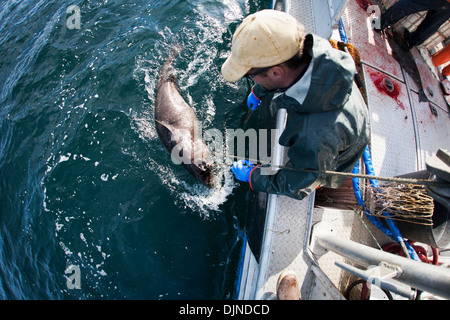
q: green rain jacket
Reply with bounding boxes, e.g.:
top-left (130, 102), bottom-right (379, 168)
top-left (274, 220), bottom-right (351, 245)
top-left (249, 34), bottom-right (370, 200)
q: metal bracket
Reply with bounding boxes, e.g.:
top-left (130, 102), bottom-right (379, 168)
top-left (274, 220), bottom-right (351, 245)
top-left (335, 261), bottom-right (415, 299)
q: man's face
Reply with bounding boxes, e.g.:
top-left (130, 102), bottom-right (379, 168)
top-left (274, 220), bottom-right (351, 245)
top-left (246, 66), bottom-right (284, 91)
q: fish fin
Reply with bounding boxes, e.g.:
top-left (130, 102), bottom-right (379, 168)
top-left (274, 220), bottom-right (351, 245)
top-left (155, 119), bottom-right (175, 132)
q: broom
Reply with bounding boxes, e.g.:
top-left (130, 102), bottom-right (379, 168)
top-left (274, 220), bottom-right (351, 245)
top-left (365, 149), bottom-right (450, 227)
top-left (366, 183), bottom-right (435, 226)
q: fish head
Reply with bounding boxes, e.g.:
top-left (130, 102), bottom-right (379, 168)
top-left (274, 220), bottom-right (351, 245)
top-left (193, 161), bottom-right (214, 188)
top-left (190, 142), bottom-right (215, 188)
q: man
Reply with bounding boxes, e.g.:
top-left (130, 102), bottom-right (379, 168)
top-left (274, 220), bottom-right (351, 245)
top-left (221, 9), bottom-right (370, 200)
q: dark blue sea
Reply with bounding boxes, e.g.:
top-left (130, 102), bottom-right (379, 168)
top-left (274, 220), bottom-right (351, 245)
top-left (0, 0), bottom-right (270, 299)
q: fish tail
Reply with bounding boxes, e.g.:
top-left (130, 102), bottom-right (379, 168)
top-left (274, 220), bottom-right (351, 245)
top-left (158, 46), bottom-right (183, 85)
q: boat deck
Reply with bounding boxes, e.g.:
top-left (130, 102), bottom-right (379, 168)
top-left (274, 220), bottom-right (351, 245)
top-left (238, 0), bottom-right (450, 300)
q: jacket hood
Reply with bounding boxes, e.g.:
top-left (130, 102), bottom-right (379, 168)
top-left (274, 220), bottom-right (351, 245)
top-left (283, 34), bottom-right (357, 112)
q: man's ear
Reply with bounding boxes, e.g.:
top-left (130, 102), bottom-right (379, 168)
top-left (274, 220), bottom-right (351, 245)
top-left (270, 65), bottom-right (285, 78)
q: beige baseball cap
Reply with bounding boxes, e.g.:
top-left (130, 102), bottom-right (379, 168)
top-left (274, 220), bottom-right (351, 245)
top-left (221, 9), bottom-right (306, 82)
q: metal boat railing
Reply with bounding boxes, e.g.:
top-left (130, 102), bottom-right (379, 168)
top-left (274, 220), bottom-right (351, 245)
top-left (310, 222), bottom-right (450, 299)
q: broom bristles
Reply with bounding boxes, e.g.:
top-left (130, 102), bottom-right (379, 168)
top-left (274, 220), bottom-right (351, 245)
top-left (366, 183), bottom-right (434, 226)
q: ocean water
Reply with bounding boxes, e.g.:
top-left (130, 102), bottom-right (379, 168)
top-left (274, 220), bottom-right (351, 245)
top-left (0, 0), bottom-right (270, 299)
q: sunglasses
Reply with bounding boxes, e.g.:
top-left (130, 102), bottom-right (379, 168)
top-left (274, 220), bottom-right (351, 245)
top-left (245, 66), bottom-right (273, 80)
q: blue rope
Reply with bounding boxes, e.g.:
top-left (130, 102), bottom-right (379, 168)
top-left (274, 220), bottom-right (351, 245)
top-left (352, 146), bottom-right (419, 261)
